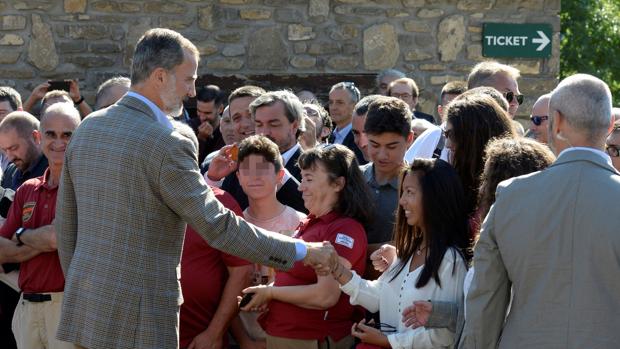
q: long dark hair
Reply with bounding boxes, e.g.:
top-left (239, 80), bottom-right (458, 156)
top-left (297, 144), bottom-right (374, 225)
top-left (447, 94), bottom-right (515, 216)
top-left (390, 159), bottom-right (472, 288)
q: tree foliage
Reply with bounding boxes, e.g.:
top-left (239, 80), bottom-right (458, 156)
top-left (561, 0), bottom-right (620, 104)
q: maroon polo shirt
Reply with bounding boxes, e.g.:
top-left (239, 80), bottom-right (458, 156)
top-left (179, 187), bottom-right (251, 348)
top-left (0, 169), bottom-right (64, 293)
top-left (259, 211), bottom-right (367, 341)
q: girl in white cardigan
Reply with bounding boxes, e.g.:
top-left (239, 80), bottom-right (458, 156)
top-left (331, 159), bottom-right (473, 349)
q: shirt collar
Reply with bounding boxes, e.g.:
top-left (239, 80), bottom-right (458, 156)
top-left (126, 91), bottom-right (174, 130)
top-left (558, 146), bottom-right (613, 167)
top-left (362, 163), bottom-right (400, 190)
top-left (334, 123), bottom-right (352, 137)
top-left (281, 143), bottom-right (301, 165)
top-left (33, 168), bottom-right (56, 192)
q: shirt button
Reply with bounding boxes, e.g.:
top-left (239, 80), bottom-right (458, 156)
top-left (44, 204), bottom-right (48, 208)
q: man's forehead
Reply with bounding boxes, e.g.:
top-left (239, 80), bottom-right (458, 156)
top-left (489, 73), bottom-right (518, 92)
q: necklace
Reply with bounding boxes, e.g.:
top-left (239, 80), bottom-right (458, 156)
top-left (415, 245), bottom-right (427, 256)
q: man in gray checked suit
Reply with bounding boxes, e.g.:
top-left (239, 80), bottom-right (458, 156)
top-left (461, 74), bottom-right (620, 348)
top-left (55, 28), bottom-right (337, 349)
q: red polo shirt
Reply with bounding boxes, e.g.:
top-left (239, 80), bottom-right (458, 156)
top-left (0, 169), bottom-right (64, 293)
top-left (259, 211), bottom-right (367, 341)
top-left (179, 187), bottom-right (251, 348)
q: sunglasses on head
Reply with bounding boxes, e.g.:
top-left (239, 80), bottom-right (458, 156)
top-left (530, 115), bottom-right (548, 126)
top-left (504, 91), bottom-right (524, 105)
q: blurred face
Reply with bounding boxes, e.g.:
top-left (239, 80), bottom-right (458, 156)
top-left (299, 161), bottom-right (343, 216)
top-left (529, 97), bottom-right (550, 144)
top-left (40, 112), bottom-right (79, 168)
top-left (0, 101), bottom-right (15, 122)
top-left (444, 121), bottom-right (456, 163)
top-left (254, 101), bottom-right (298, 153)
top-left (489, 73), bottom-right (521, 118)
top-left (606, 131), bottom-right (620, 171)
top-left (438, 93), bottom-right (459, 121)
top-left (230, 96), bottom-right (256, 140)
top-left (351, 114), bottom-right (368, 161)
top-left (160, 51), bottom-right (198, 117)
top-left (368, 132), bottom-right (411, 178)
top-left (303, 105), bottom-right (324, 141)
top-left (378, 75), bottom-right (398, 95)
top-left (97, 85), bottom-right (129, 110)
top-left (196, 100), bottom-right (221, 127)
top-left (389, 83), bottom-right (417, 110)
top-left (0, 127), bottom-right (41, 172)
top-left (328, 88), bottom-right (355, 127)
top-left (237, 154), bottom-right (282, 200)
top-left (399, 172), bottom-right (424, 228)
top-left (219, 110), bottom-right (236, 145)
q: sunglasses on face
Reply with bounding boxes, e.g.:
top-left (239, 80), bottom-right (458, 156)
top-left (606, 144), bottom-right (620, 158)
top-left (504, 91), bottom-right (524, 105)
top-left (530, 115), bottom-right (548, 126)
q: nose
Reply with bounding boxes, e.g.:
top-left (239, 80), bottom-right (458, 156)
top-left (188, 83), bottom-right (196, 98)
top-left (359, 134), bottom-right (368, 149)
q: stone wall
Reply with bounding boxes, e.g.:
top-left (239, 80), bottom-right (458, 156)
top-left (0, 0), bottom-right (560, 118)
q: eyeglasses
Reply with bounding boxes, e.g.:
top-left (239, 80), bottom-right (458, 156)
top-left (530, 115), bottom-right (548, 126)
top-left (606, 144), bottom-right (620, 158)
top-left (504, 91), bottom-right (524, 105)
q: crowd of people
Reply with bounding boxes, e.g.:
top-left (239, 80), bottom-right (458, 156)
top-left (0, 27), bottom-right (618, 349)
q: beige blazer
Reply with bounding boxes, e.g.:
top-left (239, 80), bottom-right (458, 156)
top-left (460, 149), bottom-right (620, 349)
top-left (55, 95), bottom-right (298, 349)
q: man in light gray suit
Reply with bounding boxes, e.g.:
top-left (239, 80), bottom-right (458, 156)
top-left (461, 74), bottom-right (620, 348)
top-left (55, 28), bottom-right (337, 349)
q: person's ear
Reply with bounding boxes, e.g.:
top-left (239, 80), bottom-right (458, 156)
top-left (276, 168), bottom-right (285, 182)
top-left (406, 132), bottom-right (414, 147)
top-left (333, 176), bottom-right (345, 192)
top-left (152, 67), bottom-right (167, 86)
top-left (32, 129), bottom-right (41, 144)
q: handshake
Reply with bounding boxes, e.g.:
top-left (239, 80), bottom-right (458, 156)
top-left (302, 241), bottom-right (340, 276)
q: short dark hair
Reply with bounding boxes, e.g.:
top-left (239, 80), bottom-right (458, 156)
top-left (298, 144), bottom-right (374, 225)
top-left (353, 95), bottom-right (381, 117)
top-left (228, 85), bottom-right (265, 105)
top-left (196, 85), bottom-right (225, 107)
top-left (238, 135), bottom-right (283, 173)
top-left (440, 81), bottom-right (467, 105)
top-left (0, 86), bottom-right (22, 111)
top-left (364, 96), bottom-right (412, 138)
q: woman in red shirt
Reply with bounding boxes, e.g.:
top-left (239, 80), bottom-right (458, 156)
top-left (241, 144), bottom-right (374, 349)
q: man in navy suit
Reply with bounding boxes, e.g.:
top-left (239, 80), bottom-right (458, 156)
top-left (327, 82), bottom-right (367, 165)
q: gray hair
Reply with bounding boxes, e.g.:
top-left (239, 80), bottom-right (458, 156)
top-left (353, 95), bottom-right (382, 117)
top-left (131, 28), bottom-right (199, 85)
top-left (467, 61), bottom-right (521, 89)
top-left (40, 102), bottom-right (81, 128)
top-left (95, 76), bottom-right (130, 109)
top-left (376, 69), bottom-right (406, 86)
top-left (0, 86), bottom-right (22, 110)
top-left (329, 82), bottom-right (361, 104)
top-left (549, 74), bottom-right (612, 140)
top-left (249, 90), bottom-right (305, 131)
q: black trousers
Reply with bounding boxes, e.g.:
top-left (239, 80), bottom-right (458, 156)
top-left (0, 281), bottom-right (19, 349)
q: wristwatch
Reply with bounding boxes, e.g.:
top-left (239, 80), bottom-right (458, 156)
top-left (15, 227), bottom-right (26, 246)
top-left (73, 96), bottom-right (85, 105)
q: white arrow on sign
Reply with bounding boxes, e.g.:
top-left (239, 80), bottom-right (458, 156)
top-left (532, 31), bottom-right (550, 51)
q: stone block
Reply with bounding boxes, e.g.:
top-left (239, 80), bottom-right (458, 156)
top-left (120, 2), bottom-right (141, 12)
top-left (293, 42), bottom-right (307, 54)
top-left (206, 58), bottom-right (244, 70)
top-left (404, 49), bottom-right (433, 61)
top-left (308, 41), bottom-right (340, 55)
top-left (57, 40), bottom-right (87, 53)
top-left (159, 17), bottom-right (194, 30)
top-left (13, 1), bottom-right (54, 10)
top-left (288, 24), bottom-right (316, 41)
top-left (71, 56), bottom-right (115, 68)
top-left (222, 44), bottom-right (245, 56)
top-left (309, 0), bottom-right (329, 17)
top-left (335, 15), bottom-right (365, 24)
top-left (468, 26), bottom-right (482, 33)
top-left (417, 9), bottom-right (443, 18)
top-left (0, 34), bottom-right (24, 46)
top-left (123, 17), bottom-right (151, 66)
top-left (0, 69), bottom-right (34, 79)
top-left (403, 0), bottom-right (425, 6)
top-left (92, 1), bottom-right (119, 12)
top-left (215, 32), bottom-right (243, 43)
top-left (334, 5), bottom-right (351, 14)
top-left (0, 16), bottom-right (26, 31)
top-left (240, 9), bottom-right (272, 20)
top-left (353, 7), bottom-right (384, 16)
top-left (274, 9), bottom-right (303, 23)
top-left (457, 0), bottom-right (495, 11)
top-left (518, 0), bottom-right (543, 11)
top-left (430, 75), bottom-right (463, 85)
top-left (220, 0), bottom-right (250, 3)
top-left (90, 42), bottom-right (121, 53)
top-left (342, 43), bottom-right (360, 55)
top-left (198, 6), bottom-right (214, 30)
top-left (363, 23), bottom-right (399, 70)
top-left (67, 25), bottom-right (109, 40)
top-left (64, 0), bottom-right (86, 13)
top-left (335, 0), bottom-right (369, 2)
top-left (290, 56), bottom-right (317, 69)
top-left (329, 25), bottom-right (359, 40)
top-left (327, 56), bottom-right (358, 70)
top-left (387, 9), bottom-right (410, 17)
top-left (420, 64), bottom-right (446, 71)
top-left (404, 20), bottom-right (432, 33)
top-left (0, 51), bottom-right (21, 64)
top-left (438, 15), bottom-right (465, 61)
top-left (248, 27), bottom-right (288, 69)
top-left (198, 43), bottom-right (218, 56)
top-left (467, 44), bottom-right (483, 60)
top-left (144, 2), bottom-right (185, 14)
top-left (28, 15), bottom-right (59, 72)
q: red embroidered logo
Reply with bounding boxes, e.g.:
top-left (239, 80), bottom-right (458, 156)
top-left (22, 202), bottom-right (36, 222)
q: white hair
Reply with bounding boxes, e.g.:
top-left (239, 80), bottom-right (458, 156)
top-left (40, 102), bottom-right (81, 127)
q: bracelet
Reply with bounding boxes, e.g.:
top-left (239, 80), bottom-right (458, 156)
top-left (73, 96), bottom-right (84, 105)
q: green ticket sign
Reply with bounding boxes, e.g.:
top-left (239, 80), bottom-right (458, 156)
top-left (482, 23), bottom-right (552, 58)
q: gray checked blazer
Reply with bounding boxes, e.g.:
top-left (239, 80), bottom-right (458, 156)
top-left (55, 95), bottom-right (298, 349)
top-left (460, 149), bottom-right (620, 349)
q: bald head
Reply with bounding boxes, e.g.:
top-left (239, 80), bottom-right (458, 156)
top-left (39, 103), bottom-right (81, 169)
top-left (41, 102), bottom-right (81, 128)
